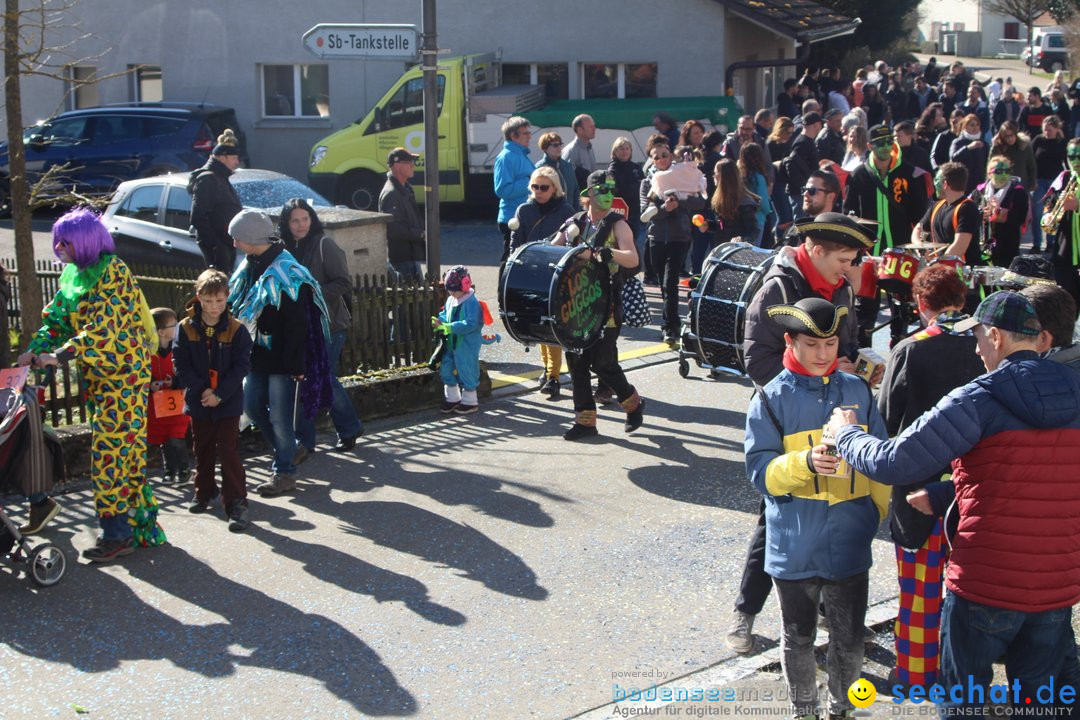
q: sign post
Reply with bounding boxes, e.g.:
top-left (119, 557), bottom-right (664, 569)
top-left (302, 16), bottom-right (439, 276)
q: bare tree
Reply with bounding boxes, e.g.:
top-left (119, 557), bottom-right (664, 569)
top-left (3, 0), bottom-right (117, 346)
top-left (984, 0), bottom-right (1053, 74)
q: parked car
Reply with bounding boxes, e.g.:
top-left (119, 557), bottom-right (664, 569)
top-left (0, 102), bottom-right (247, 215)
top-left (101, 169), bottom-right (331, 269)
top-left (1022, 29), bottom-right (1069, 72)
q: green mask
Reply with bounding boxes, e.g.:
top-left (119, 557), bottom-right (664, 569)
top-left (871, 141), bottom-right (892, 161)
top-left (933, 171), bottom-right (945, 198)
top-left (1069, 154), bottom-right (1080, 173)
top-left (592, 191), bottom-right (614, 210)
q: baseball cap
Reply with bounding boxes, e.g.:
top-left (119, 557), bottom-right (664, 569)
top-left (954, 290), bottom-right (1042, 335)
top-left (581, 169), bottom-right (616, 197)
top-left (387, 147), bottom-right (419, 166)
top-left (869, 124), bottom-right (894, 144)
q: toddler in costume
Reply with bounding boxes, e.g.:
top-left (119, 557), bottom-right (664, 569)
top-left (434, 265), bottom-right (482, 414)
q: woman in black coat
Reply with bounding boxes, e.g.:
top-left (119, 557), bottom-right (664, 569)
top-left (508, 166), bottom-right (575, 250)
top-left (949, 113), bottom-right (989, 193)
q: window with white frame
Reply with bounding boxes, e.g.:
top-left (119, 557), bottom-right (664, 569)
top-left (582, 63), bottom-right (657, 99)
top-left (261, 64), bottom-right (330, 118)
top-left (502, 63), bottom-right (569, 99)
top-left (65, 65), bottom-right (99, 110)
top-left (129, 65), bottom-right (163, 103)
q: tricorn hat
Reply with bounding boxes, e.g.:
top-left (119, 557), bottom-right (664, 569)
top-left (793, 211), bottom-right (876, 250)
top-left (767, 297), bottom-right (849, 338)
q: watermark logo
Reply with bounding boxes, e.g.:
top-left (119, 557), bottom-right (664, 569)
top-left (849, 678), bottom-right (877, 708)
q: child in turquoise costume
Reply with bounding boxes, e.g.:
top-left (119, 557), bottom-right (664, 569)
top-left (434, 265), bottom-right (483, 414)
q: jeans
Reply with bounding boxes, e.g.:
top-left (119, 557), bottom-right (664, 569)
top-left (99, 514), bottom-right (132, 541)
top-left (939, 592), bottom-right (1075, 717)
top-left (649, 241), bottom-right (690, 335)
top-left (296, 330), bottom-right (363, 449)
top-left (1032, 179), bottom-right (1054, 253)
top-left (244, 370), bottom-right (298, 475)
top-left (774, 572), bottom-right (869, 717)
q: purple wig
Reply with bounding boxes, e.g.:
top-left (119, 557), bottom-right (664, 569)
top-left (52, 207), bottom-right (115, 268)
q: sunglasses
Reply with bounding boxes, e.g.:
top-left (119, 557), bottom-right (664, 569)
top-left (1068, 153), bottom-right (1080, 160)
top-left (547, 142), bottom-right (563, 148)
top-left (530, 183), bottom-right (552, 191)
top-left (870, 138), bottom-right (893, 147)
top-left (803, 185), bottom-right (826, 196)
top-left (992, 166), bottom-right (1011, 174)
top-left (652, 152), bottom-right (672, 160)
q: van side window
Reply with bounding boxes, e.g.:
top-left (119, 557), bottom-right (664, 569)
top-left (1049, 34), bottom-right (1065, 49)
top-left (38, 117), bottom-right (91, 146)
top-left (369, 75), bottom-right (446, 134)
top-left (92, 116), bottom-right (145, 145)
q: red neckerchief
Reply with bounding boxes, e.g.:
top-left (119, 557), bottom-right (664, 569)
top-left (782, 346), bottom-right (839, 377)
top-left (795, 244), bottom-right (844, 302)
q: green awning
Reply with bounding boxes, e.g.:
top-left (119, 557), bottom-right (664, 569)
top-left (523, 95), bottom-right (743, 131)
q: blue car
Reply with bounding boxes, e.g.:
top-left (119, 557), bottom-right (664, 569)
top-left (0, 103), bottom-right (248, 215)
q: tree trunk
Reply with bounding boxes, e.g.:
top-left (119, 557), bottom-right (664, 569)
top-left (4, 0), bottom-right (45, 348)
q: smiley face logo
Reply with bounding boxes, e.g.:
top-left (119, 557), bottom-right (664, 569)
top-left (848, 678), bottom-right (877, 708)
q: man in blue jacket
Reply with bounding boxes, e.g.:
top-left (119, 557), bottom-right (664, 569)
top-left (494, 116), bottom-right (534, 262)
top-left (828, 291), bottom-right (1080, 716)
top-left (745, 296), bottom-right (890, 720)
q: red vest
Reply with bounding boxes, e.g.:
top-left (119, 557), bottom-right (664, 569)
top-left (945, 427), bottom-right (1080, 611)
top-left (147, 350), bottom-right (191, 444)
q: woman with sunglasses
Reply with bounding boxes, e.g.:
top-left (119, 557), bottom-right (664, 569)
top-left (535, 132), bottom-right (578, 209)
top-left (508, 167), bottom-right (575, 396)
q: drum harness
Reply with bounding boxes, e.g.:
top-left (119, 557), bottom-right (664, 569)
top-left (565, 210), bottom-right (627, 337)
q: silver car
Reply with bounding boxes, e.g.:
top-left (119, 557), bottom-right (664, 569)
top-left (102, 168), bottom-right (332, 269)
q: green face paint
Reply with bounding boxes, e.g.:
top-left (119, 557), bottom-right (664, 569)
top-left (933, 171), bottom-right (946, 198)
top-left (592, 191), bottom-right (614, 211)
top-left (870, 140), bottom-right (892, 161)
top-left (1069, 153), bottom-right (1080, 173)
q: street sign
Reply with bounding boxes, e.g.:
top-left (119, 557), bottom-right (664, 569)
top-left (302, 24), bottom-right (419, 61)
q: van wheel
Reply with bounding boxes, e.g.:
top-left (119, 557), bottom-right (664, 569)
top-left (338, 171), bottom-right (382, 211)
top-left (1051, 60), bottom-right (1065, 73)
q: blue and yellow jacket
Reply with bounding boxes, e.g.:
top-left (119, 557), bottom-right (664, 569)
top-left (745, 368), bottom-right (890, 581)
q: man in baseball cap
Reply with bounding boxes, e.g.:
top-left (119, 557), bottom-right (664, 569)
top-left (827, 286), bottom-right (1080, 713)
top-left (387, 147), bottom-right (419, 166)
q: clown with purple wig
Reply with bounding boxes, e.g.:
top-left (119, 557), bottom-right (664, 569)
top-left (18, 208), bottom-right (167, 562)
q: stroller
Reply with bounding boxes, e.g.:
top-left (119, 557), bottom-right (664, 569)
top-left (0, 373), bottom-right (67, 587)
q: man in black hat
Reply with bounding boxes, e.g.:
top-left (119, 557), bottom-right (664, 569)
top-left (843, 123), bottom-right (932, 344)
top-left (727, 211), bottom-right (877, 655)
top-left (378, 147), bottom-right (426, 282)
top-left (815, 109), bottom-right (846, 166)
top-left (745, 296), bottom-right (890, 718)
top-left (784, 111), bottom-right (824, 221)
top-left (189, 128), bottom-right (243, 271)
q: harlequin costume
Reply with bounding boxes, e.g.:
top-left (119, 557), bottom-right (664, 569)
top-left (27, 253), bottom-right (166, 550)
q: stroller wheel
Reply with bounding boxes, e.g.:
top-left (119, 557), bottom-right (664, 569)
top-left (678, 358), bottom-right (690, 378)
top-left (29, 543), bottom-right (65, 588)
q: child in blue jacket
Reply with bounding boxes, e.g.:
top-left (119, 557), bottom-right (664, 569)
top-left (743, 296), bottom-right (890, 720)
top-left (434, 266), bottom-right (482, 414)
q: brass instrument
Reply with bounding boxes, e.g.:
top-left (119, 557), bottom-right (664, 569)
top-left (1041, 174), bottom-right (1079, 235)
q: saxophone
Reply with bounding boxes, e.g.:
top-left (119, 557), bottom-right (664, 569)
top-left (1041, 173), bottom-right (1078, 235)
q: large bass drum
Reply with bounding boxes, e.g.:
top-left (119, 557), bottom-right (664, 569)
top-left (499, 241), bottom-right (611, 350)
top-left (679, 242), bottom-right (778, 377)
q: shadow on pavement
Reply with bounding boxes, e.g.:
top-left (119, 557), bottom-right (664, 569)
top-left (0, 542), bottom-right (417, 716)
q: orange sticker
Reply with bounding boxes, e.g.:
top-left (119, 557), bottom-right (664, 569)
top-left (152, 389), bottom-right (185, 417)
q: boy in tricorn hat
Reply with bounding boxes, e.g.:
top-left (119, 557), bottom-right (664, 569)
top-left (744, 296), bottom-right (889, 720)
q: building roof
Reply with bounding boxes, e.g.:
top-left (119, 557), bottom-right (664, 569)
top-left (714, 0), bottom-right (861, 43)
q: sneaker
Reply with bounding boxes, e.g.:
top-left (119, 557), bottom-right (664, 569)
top-left (161, 473), bottom-right (180, 485)
top-left (227, 502), bottom-right (250, 533)
top-left (188, 496), bottom-right (214, 513)
top-left (540, 377), bottom-right (560, 397)
top-left (333, 433), bottom-right (360, 452)
top-left (440, 400), bottom-right (459, 413)
top-left (662, 330), bottom-right (678, 346)
top-left (593, 386), bottom-right (615, 404)
top-left (82, 537), bottom-right (134, 563)
top-left (293, 445), bottom-right (311, 466)
top-left (563, 423), bottom-right (599, 441)
top-left (257, 473), bottom-right (298, 497)
top-left (454, 403), bottom-right (479, 414)
top-left (864, 625), bottom-right (876, 643)
top-left (19, 498), bottom-right (61, 535)
top-left (179, 469), bottom-right (195, 484)
top-left (726, 611), bottom-right (756, 654)
top-left (625, 398), bottom-right (645, 433)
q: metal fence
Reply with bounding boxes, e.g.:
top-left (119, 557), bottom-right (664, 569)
top-left (1, 257), bottom-right (445, 427)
